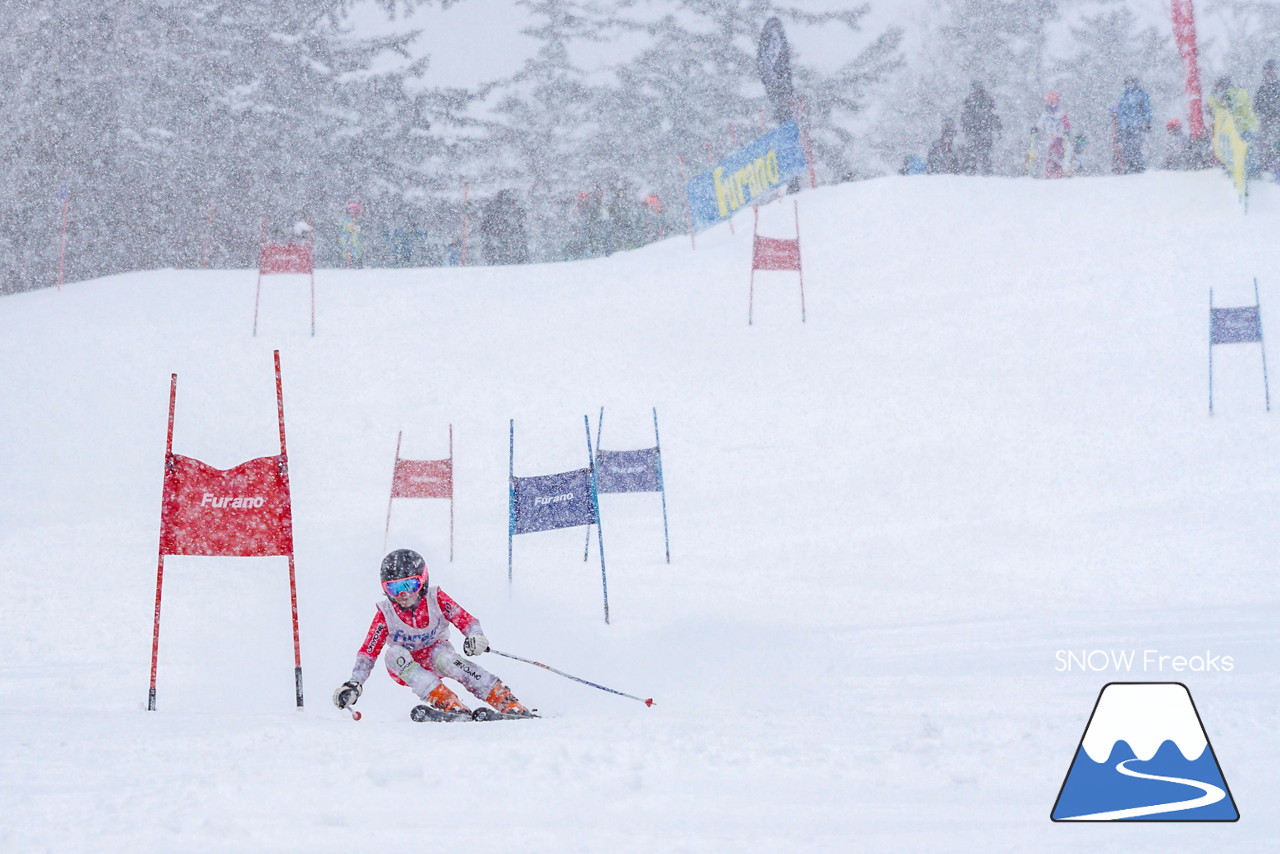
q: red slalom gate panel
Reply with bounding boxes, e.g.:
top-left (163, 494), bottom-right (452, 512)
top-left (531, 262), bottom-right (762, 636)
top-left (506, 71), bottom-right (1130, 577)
top-left (159, 455), bottom-right (293, 556)
top-left (391, 457), bottom-right (453, 499)
top-left (752, 235), bottom-right (801, 271)
top-left (259, 242), bottom-right (313, 275)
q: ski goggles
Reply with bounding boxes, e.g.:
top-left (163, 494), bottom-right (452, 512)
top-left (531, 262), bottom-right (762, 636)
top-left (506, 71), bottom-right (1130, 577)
top-left (383, 575), bottom-right (425, 597)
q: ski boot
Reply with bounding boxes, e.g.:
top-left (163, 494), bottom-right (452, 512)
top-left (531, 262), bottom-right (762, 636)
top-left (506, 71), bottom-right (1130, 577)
top-left (479, 681), bottom-right (536, 719)
top-left (410, 684), bottom-right (472, 723)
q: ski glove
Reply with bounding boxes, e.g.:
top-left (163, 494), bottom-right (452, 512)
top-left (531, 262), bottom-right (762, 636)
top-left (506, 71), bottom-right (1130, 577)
top-left (332, 680), bottom-right (362, 709)
top-left (463, 634), bottom-right (489, 656)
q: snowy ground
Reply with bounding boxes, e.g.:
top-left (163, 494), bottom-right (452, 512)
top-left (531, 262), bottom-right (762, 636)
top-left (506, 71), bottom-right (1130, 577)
top-left (1, 171), bottom-right (1277, 852)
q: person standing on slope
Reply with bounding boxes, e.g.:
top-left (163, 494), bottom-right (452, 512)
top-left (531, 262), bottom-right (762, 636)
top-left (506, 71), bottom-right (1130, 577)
top-left (1113, 76), bottom-right (1153, 174)
top-left (959, 81), bottom-right (1001, 175)
top-left (1209, 76), bottom-right (1260, 176)
top-left (1254, 60), bottom-right (1280, 174)
top-left (1036, 92), bottom-right (1071, 179)
top-left (927, 118), bottom-right (962, 175)
top-left (332, 549), bottom-right (532, 719)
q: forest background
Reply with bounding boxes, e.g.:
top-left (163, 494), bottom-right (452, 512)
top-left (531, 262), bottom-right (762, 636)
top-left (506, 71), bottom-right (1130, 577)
top-left (2, 0), bottom-right (1278, 293)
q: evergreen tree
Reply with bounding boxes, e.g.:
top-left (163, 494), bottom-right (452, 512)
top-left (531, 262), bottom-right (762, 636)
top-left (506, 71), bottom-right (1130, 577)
top-left (473, 0), bottom-right (610, 262)
top-left (0, 0), bottom-right (463, 293)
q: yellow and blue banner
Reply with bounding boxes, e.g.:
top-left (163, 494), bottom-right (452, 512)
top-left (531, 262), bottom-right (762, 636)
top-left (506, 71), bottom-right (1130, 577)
top-left (686, 121), bottom-right (808, 232)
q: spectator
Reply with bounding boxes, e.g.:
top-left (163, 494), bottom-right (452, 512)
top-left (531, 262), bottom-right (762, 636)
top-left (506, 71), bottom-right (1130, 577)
top-left (1161, 119), bottom-right (1195, 170)
top-left (1254, 60), bottom-right (1280, 173)
top-left (479, 190), bottom-right (529, 265)
top-left (898, 154), bottom-right (927, 176)
top-left (959, 82), bottom-right (1001, 175)
top-left (1113, 76), bottom-right (1153, 174)
top-left (1209, 76), bottom-right (1260, 175)
top-left (927, 118), bottom-right (962, 175)
top-left (1035, 92), bottom-right (1071, 179)
top-left (339, 202), bottom-right (364, 268)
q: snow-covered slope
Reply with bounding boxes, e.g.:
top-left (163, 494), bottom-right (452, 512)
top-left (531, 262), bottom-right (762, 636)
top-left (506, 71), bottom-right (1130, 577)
top-left (1, 172), bottom-right (1277, 851)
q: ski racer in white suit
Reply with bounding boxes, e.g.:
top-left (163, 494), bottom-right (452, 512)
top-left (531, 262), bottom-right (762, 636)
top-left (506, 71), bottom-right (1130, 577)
top-left (332, 549), bottom-right (530, 716)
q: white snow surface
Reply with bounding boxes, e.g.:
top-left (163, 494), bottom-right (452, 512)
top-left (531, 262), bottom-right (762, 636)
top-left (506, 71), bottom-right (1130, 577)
top-left (1080, 683), bottom-right (1208, 762)
top-left (2, 172), bottom-right (1279, 851)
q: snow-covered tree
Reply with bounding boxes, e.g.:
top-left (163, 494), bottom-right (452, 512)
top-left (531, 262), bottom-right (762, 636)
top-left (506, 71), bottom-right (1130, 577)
top-left (0, 0), bottom-right (465, 292)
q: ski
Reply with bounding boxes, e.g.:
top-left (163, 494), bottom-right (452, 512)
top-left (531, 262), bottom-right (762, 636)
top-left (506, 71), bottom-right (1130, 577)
top-left (410, 705), bottom-right (540, 723)
top-left (471, 707), bottom-right (539, 722)
top-left (409, 704), bottom-right (472, 723)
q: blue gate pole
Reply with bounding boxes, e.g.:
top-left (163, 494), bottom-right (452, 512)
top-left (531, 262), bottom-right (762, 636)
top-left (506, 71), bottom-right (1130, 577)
top-left (585, 414), bottom-right (610, 624)
top-left (1209, 289), bottom-right (1215, 416)
top-left (654, 406), bottom-right (671, 563)
top-left (1257, 278), bottom-right (1270, 412)
top-left (585, 407), bottom-right (604, 561)
top-left (508, 419), bottom-right (515, 586)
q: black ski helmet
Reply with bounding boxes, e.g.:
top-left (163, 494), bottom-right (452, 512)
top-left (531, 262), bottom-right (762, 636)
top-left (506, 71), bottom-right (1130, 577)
top-left (380, 549), bottom-right (427, 587)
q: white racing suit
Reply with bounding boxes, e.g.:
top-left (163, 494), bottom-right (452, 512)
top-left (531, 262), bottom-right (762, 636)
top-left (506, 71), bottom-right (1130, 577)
top-left (348, 586), bottom-right (499, 703)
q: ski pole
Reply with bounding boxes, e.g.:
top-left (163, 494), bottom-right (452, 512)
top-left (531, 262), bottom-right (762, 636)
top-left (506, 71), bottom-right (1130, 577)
top-left (341, 704), bottom-right (362, 721)
top-left (489, 648), bottom-right (654, 707)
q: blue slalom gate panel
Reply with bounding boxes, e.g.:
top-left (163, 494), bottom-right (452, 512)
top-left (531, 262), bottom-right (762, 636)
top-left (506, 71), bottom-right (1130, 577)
top-left (1211, 306), bottom-right (1261, 344)
top-left (596, 447), bottom-right (662, 494)
top-left (511, 468), bottom-right (598, 535)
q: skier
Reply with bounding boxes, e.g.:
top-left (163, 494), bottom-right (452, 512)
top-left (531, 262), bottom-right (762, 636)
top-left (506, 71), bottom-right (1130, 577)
top-left (1112, 76), bottom-right (1153, 174)
top-left (332, 549), bottom-right (533, 720)
top-left (959, 81), bottom-right (1001, 175)
top-left (1035, 92), bottom-right (1071, 179)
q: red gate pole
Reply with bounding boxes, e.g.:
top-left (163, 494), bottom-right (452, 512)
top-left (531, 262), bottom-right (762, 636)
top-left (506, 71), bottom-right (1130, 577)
top-left (201, 201), bottom-right (214, 268)
top-left (678, 156), bottom-right (696, 250)
top-left (795, 200), bottom-right (806, 323)
top-left (56, 181), bottom-right (71, 291)
top-left (253, 217), bottom-right (267, 336)
top-left (448, 425), bottom-right (455, 561)
top-left (461, 180), bottom-right (470, 266)
top-left (308, 217), bottom-right (316, 337)
top-left (383, 430), bottom-right (402, 550)
top-left (796, 96), bottom-right (818, 189)
top-left (148, 373), bottom-right (178, 711)
top-left (749, 206), bottom-right (759, 325)
top-left (274, 350), bottom-right (304, 708)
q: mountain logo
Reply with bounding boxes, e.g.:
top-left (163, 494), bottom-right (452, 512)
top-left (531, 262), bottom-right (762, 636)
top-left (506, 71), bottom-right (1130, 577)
top-left (1051, 682), bottom-right (1239, 822)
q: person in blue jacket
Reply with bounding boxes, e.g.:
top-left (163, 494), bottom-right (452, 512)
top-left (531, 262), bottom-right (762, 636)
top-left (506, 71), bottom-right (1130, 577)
top-left (1113, 76), bottom-right (1153, 174)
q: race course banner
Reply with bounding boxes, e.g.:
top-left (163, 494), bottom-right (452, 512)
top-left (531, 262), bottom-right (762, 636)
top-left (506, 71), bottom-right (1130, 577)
top-left (686, 121), bottom-right (807, 232)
